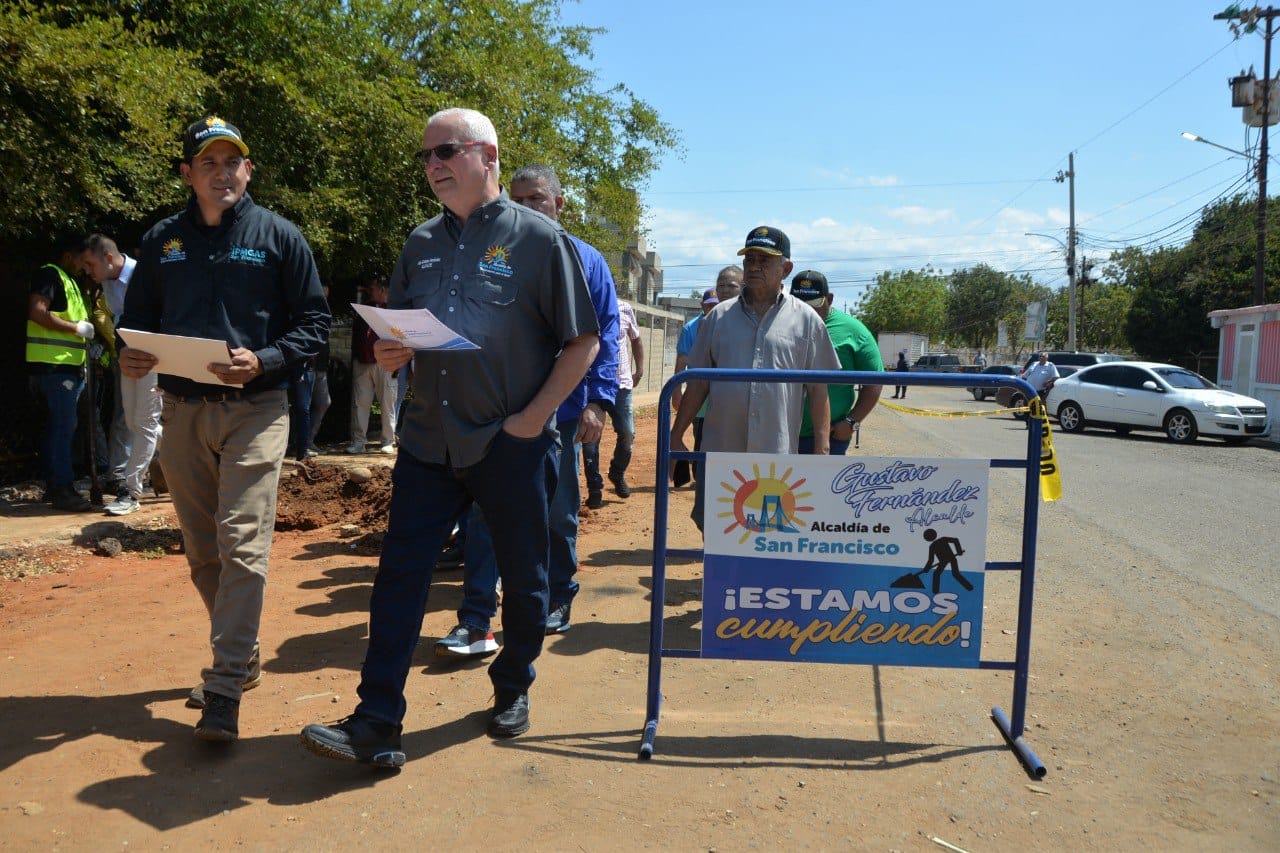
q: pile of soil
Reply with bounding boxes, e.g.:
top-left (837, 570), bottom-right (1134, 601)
top-left (273, 462), bottom-right (394, 531)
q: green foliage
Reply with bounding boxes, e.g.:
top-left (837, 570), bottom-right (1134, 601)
top-left (945, 263), bottom-right (1031, 350)
top-left (1115, 194), bottom-right (1280, 361)
top-left (0, 0), bottom-right (677, 292)
top-left (0, 4), bottom-right (207, 247)
top-left (860, 263), bottom-right (1052, 352)
top-left (857, 267), bottom-right (949, 338)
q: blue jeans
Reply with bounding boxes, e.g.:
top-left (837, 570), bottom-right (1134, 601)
top-left (289, 367), bottom-right (314, 460)
top-left (355, 430), bottom-right (559, 725)
top-left (32, 370), bottom-right (84, 489)
top-left (581, 389), bottom-right (635, 491)
top-left (458, 418), bottom-right (578, 632)
top-left (798, 434), bottom-right (851, 456)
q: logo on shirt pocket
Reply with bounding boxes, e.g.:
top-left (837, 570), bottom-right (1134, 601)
top-left (478, 245), bottom-right (514, 278)
top-left (160, 238), bottom-right (186, 264)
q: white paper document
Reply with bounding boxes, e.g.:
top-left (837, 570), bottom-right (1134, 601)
top-left (116, 328), bottom-right (242, 387)
top-left (351, 304), bottom-right (479, 351)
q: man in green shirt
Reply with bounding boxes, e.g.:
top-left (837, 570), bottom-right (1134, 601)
top-left (790, 270), bottom-right (884, 454)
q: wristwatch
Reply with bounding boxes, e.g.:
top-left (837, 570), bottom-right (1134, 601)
top-left (843, 415), bottom-right (860, 430)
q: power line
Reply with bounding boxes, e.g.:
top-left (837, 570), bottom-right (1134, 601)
top-left (1072, 39), bottom-right (1238, 154)
top-left (645, 178), bottom-right (1055, 196)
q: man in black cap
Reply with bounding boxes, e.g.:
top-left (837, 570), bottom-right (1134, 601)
top-left (671, 226), bottom-right (839, 530)
top-left (119, 116), bottom-right (331, 743)
top-left (789, 270), bottom-right (884, 454)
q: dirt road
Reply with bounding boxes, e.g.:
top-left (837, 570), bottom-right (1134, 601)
top-left (0, 397), bottom-right (1274, 850)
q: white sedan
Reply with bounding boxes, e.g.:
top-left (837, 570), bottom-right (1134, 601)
top-left (1046, 361), bottom-right (1270, 444)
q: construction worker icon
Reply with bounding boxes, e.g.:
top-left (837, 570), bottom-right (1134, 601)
top-left (892, 528), bottom-right (973, 594)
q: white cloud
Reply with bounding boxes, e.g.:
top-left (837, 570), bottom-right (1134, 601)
top-left (886, 206), bottom-right (956, 227)
top-left (813, 167), bottom-right (901, 187)
top-left (640, 205), bottom-right (1074, 297)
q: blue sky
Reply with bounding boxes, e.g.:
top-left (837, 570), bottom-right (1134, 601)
top-left (557, 1), bottom-right (1266, 306)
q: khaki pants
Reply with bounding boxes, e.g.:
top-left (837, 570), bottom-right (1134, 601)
top-left (159, 390), bottom-right (288, 700)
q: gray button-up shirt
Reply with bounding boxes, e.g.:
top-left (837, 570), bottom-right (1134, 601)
top-left (390, 194), bottom-right (598, 468)
top-left (689, 291), bottom-right (840, 454)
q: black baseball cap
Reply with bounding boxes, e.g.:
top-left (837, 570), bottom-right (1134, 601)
top-left (701, 288), bottom-right (719, 305)
top-left (737, 225), bottom-right (790, 258)
top-left (183, 116), bottom-right (249, 161)
top-left (790, 270), bottom-right (829, 305)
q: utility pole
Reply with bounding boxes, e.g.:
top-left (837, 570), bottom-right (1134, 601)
top-left (1056, 153), bottom-right (1077, 350)
top-left (1259, 14), bottom-right (1272, 306)
top-left (1217, 4), bottom-right (1279, 305)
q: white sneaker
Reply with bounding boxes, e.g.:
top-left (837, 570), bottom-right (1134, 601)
top-left (380, 444), bottom-right (396, 454)
top-left (345, 443), bottom-right (364, 454)
top-left (104, 495), bottom-right (141, 516)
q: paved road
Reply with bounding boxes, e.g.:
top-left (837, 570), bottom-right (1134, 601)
top-left (868, 384), bottom-right (1279, 618)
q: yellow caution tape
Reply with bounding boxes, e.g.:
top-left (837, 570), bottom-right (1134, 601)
top-left (1028, 398), bottom-right (1063, 502)
top-left (879, 399), bottom-right (1028, 418)
top-left (878, 398), bottom-right (1063, 501)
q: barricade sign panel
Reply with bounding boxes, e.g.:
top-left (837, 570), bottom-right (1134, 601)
top-left (701, 454), bottom-right (988, 668)
top-left (641, 367), bottom-right (1048, 779)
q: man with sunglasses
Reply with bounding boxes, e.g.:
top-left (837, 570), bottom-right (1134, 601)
top-left (434, 163), bottom-right (618, 657)
top-left (119, 116), bottom-right (330, 743)
top-left (302, 108), bottom-right (600, 768)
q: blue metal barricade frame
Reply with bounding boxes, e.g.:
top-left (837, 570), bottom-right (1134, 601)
top-left (640, 368), bottom-right (1047, 779)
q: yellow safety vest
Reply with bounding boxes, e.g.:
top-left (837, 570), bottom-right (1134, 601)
top-left (25, 264), bottom-right (89, 367)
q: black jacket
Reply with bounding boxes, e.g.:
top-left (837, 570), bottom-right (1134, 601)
top-left (121, 193), bottom-right (330, 397)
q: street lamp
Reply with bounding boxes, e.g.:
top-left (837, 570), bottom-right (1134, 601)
top-left (1180, 131), bottom-right (1254, 161)
top-left (1180, 129), bottom-right (1267, 304)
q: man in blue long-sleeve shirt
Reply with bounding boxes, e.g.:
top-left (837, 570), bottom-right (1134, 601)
top-left (435, 164), bottom-right (619, 657)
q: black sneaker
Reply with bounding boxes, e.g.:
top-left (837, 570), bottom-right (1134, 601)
top-left (585, 490), bottom-right (603, 510)
top-left (609, 473), bottom-right (631, 498)
top-left (187, 650), bottom-right (262, 709)
top-left (545, 602), bottom-right (572, 635)
top-left (48, 486), bottom-right (93, 512)
top-left (434, 624), bottom-right (499, 658)
top-left (194, 691), bottom-right (239, 742)
top-left (487, 689), bottom-right (530, 737)
top-left (300, 715), bottom-right (405, 768)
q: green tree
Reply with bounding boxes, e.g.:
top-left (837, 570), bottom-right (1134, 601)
top-left (1116, 194), bottom-right (1279, 361)
top-left (0, 0), bottom-right (678, 290)
top-left (0, 5), bottom-right (208, 248)
top-left (857, 267), bottom-right (948, 338)
top-left (944, 263), bottom-right (1029, 350)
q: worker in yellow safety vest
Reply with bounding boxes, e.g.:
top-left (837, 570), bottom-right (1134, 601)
top-left (26, 240), bottom-right (96, 512)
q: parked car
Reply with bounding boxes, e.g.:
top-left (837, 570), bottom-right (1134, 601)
top-left (1046, 361), bottom-right (1270, 444)
top-left (996, 351), bottom-right (1126, 415)
top-left (912, 354), bottom-right (962, 372)
top-left (1020, 351), bottom-right (1126, 374)
top-left (967, 365), bottom-right (1018, 401)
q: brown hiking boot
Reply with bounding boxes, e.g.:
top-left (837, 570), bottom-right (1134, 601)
top-left (148, 458), bottom-right (168, 495)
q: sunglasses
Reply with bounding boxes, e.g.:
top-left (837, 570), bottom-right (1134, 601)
top-left (414, 141), bottom-right (487, 164)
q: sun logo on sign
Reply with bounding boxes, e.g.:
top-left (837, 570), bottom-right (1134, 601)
top-left (717, 461), bottom-right (815, 543)
top-left (389, 326), bottom-right (407, 340)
